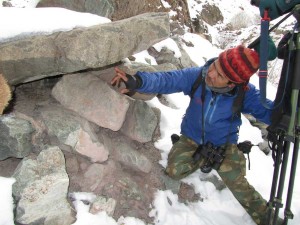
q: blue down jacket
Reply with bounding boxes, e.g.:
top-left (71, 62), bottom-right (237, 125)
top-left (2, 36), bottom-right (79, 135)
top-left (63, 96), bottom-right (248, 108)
top-left (136, 61), bottom-right (273, 146)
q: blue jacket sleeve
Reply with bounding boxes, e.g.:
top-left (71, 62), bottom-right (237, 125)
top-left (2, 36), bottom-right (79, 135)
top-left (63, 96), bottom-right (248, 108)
top-left (136, 67), bottom-right (202, 95)
top-left (242, 83), bottom-right (273, 125)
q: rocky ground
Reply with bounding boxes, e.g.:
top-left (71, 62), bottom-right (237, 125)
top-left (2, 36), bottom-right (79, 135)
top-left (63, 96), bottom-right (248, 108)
top-left (0, 77), bottom-right (202, 223)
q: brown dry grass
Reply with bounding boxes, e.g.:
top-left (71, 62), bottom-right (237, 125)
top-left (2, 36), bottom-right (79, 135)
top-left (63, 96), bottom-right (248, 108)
top-left (0, 74), bottom-right (11, 114)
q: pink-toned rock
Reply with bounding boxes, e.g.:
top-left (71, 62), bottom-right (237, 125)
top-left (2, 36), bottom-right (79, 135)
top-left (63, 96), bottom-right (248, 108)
top-left (75, 129), bottom-right (109, 163)
top-left (52, 72), bottom-right (130, 131)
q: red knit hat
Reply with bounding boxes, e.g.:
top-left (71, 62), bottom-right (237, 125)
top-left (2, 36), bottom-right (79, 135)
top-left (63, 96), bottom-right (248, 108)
top-left (219, 45), bottom-right (259, 84)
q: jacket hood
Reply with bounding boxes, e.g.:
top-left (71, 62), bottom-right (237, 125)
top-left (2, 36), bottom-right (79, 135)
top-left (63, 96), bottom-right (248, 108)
top-left (201, 57), bottom-right (217, 79)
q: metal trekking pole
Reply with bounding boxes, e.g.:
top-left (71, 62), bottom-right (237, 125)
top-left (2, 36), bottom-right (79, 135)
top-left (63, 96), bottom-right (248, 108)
top-left (282, 121), bottom-right (299, 225)
top-left (281, 24), bottom-right (300, 225)
top-left (267, 14), bottom-right (300, 225)
top-left (266, 134), bottom-right (285, 224)
top-left (272, 139), bottom-right (292, 225)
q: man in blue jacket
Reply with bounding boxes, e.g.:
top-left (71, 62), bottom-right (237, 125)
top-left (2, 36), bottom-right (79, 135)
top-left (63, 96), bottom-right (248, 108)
top-left (111, 45), bottom-right (274, 225)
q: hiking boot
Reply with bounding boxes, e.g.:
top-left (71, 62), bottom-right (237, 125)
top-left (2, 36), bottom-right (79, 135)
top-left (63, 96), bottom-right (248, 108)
top-left (276, 217), bottom-right (284, 225)
top-left (263, 214), bottom-right (284, 225)
top-left (269, 216), bottom-right (284, 225)
top-left (171, 134), bottom-right (180, 144)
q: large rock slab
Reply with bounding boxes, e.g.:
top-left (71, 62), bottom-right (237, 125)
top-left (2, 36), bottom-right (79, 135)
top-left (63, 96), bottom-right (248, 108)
top-left (13, 146), bottom-right (74, 225)
top-left (0, 12), bottom-right (170, 85)
top-left (52, 72), bottom-right (130, 131)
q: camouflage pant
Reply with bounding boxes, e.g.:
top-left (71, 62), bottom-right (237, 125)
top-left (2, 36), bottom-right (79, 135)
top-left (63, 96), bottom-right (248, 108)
top-left (165, 135), bottom-right (268, 225)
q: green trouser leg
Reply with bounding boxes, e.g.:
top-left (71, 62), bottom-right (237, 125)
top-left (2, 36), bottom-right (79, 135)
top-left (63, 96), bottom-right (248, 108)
top-left (165, 135), bottom-right (268, 225)
top-left (165, 135), bottom-right (205, 180)
top-left (217, 144), bottom-right (268, 225)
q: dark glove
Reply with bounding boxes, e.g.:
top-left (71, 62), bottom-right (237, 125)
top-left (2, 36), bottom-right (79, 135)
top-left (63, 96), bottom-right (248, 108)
top-left (252, 36), bottom-right (278, 61)
top-left (124, 74), bottom-right (143, 90)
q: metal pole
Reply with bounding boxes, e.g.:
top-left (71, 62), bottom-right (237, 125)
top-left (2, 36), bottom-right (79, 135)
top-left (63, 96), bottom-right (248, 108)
top-left (267, 136), bottom-right (284, 225)
top-left (282, 29), bottom-right (300, 225)
top-left (267, 8), bottom-right (300, 224)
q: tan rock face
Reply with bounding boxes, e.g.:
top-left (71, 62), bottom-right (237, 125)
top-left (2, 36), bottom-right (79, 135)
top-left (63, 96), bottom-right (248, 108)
top-left (36, 0), bottom-right (192, 26)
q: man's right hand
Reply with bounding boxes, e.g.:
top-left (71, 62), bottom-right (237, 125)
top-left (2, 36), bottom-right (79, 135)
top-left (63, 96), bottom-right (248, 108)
top-left (111, 67), bottom-right (142, 95)
top-left (111, 67), bottom-right (131, 94)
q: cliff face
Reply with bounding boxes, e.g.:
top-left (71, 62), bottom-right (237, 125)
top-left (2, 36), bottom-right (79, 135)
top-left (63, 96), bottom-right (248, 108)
top-left (35, 0), bottom-right (193, 32)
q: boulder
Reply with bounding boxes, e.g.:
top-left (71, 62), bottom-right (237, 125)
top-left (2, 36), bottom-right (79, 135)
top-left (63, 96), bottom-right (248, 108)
top-left (13, 146), bottom-right (74, 225)
top-left (0, 12), bottom-right (170, 85)
top-left (51, 72), bottom-right (130, 131)
top-left (0, 114), bottom-right (34, 160)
